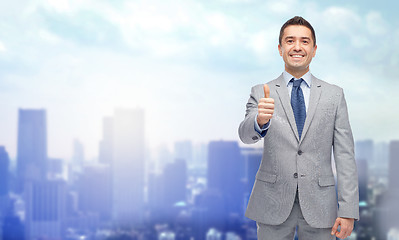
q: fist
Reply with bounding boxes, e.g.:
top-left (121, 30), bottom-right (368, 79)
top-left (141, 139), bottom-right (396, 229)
top-left (257, 84), bottom-right (274, 127)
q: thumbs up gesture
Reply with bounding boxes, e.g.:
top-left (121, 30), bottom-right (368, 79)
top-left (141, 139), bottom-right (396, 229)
top-left (257, 84), bottom-right (275, 127)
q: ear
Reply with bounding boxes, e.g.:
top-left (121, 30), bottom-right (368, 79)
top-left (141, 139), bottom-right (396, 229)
top-left (312, 44), bottom-right (317, 57)
top-left (278, 44), bottom-right (283, 56)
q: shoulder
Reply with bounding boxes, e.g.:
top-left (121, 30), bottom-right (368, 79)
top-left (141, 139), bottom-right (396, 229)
top-left (313, 76), bottom-right (344, 95)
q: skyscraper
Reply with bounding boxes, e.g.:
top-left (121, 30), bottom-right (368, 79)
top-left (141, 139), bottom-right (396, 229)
top-left (357, 159), bottom-right (368, 203)
top-left (112, 108), bottom-right (145, 225)
top-left (355, 140), bottom-right (374, 166)
top-left (206, 140), bottom-right (244, 231)
top-left (0, 146), bottom-right (10, 196)
top-left (78, 164), bottom-right (112, 220)
top-left (72, 139), bottom-right (85, 167)
top-left (99, 117), bottom-right (113, 164)
top-left (163, 159), bottom-right (187, 207)
top-left (0, 146), bottom-right (11, 222)
top-left (389, 141), bottom-right (399, 193)
top-left (25, 180), bottom-right (67, 240)
top-left (17, 109), bottom-right (47, 192)
top-left (174, 140), bottom-right (192, 167)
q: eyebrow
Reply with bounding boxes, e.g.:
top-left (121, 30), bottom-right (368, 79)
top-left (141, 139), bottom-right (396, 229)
top-left (285, 36), bottom-right (311, 41)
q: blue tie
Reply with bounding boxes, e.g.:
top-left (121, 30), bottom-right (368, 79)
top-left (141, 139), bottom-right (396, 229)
top-left (290, 78), bottom-right (306, 139)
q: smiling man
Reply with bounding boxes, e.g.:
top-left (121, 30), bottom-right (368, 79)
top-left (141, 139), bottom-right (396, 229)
top-left (238, 16), bottom-right (359, 239)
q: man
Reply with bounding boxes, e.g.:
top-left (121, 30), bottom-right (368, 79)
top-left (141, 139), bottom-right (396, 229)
top-left (238, 16), bottom-right (359, 239)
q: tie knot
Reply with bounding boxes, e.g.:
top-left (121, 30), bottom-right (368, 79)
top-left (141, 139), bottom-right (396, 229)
top-left (291, 78), bottom-right (303, 88)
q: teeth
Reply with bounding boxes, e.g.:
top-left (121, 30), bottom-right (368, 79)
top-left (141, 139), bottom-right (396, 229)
top-left (292, 55), bottom-right (303, 57)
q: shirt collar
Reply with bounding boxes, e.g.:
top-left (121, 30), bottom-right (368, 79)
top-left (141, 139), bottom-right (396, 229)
top-left (283, 71), bottom-right (312, 88)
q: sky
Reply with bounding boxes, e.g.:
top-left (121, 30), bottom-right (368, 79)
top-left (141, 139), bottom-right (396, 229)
top-left (0, 0), bottom-right (398, 161)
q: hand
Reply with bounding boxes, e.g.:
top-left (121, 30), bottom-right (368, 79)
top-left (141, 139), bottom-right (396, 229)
top-left (257, 84), bottom-right (275, 127)
top-left (331, 217), bottom-right (354, 239)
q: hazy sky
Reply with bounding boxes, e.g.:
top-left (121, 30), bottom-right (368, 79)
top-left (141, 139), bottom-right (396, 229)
top-left (1, 0), bottom-right (398, 160)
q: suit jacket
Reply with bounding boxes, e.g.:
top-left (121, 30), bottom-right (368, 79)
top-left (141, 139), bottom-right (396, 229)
top-left (238, 73), bottom-right (359, 228)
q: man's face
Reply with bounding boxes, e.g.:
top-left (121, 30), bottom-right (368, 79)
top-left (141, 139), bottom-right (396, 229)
top-left (278, 25), bottom-right (317, 74)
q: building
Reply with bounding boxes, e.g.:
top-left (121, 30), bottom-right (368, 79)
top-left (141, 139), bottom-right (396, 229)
top-left (389, 140), bottom-right (399, 193)
top-left (206, 141), bottom-right (244, 232)
top-left (0, 146), bottom-right (10, 197)
top-left (78, 164), bottom-right (112, 221)
top-left (25, 180), bottom-right (67, 240)
top-left (72, 139), bottom-right (85, 167)
top-left (357, 159), bottom-right (368, 203)
top-left (163, 159), bottom-right (187, 209)
top-left (174, 140), bottom-right (193, 167)
top-left (355, 140), bottom-right (374, 166)
top-left (99, 117), bottom-right (113, 164)
top-left (112, 108), bottom-right (145, 225)
top-left (17, 109), bottom-right (47, 192)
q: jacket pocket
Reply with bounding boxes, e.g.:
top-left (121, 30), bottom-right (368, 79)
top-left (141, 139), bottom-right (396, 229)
top-left (318, 176), bottom-right (335, 187)
top-left (256, 171), bottom-right (277, 183)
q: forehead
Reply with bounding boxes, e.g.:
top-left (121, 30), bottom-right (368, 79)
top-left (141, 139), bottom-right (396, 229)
top-left (282, 25), bottom-right (313, 39)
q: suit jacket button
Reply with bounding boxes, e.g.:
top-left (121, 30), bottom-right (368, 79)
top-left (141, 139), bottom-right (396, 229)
top-left (298, 150), bottom-right (303, 155)
top-left (252, 136), bottom-right (258, 140)
top-left (293, 173), bottom-right (298, 178)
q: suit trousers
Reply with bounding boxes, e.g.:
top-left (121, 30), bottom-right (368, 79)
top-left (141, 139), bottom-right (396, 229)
top-left (256, 190), bottom-right (336, 240)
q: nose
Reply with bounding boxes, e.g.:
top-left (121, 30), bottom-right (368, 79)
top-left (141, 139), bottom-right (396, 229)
top-left (293, 40), bottom-right (301, 51)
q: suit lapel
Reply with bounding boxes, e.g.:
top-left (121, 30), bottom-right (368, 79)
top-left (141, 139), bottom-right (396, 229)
top-left (299, 75), bottom-right (322, 144)
top-left (275, 74), bottom-right (300, 142)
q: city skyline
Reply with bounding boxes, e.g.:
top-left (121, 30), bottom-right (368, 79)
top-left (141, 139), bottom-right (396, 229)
top-left (0, 106), bottom-right (397, 239)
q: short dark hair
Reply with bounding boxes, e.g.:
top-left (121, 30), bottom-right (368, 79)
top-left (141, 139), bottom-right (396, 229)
top-left (279, 16), bottom-right (316, 46)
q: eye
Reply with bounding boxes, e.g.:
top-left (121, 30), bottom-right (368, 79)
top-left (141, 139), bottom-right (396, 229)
top-left (287, 39), bottom-right (294, 44)
top-left (303, 40), bottom-right (309, 44)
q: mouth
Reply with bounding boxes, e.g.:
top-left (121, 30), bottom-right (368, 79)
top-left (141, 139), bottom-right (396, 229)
top-left (290, 54), bottom-right (305, 59)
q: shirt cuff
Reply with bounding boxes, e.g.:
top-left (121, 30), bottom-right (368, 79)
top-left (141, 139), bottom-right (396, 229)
top-left (254, 113), bottom-right (271, 137)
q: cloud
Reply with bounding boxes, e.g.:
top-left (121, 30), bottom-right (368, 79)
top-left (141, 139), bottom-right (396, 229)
top-left (0, 41), bottom-right (6, 52)
top-left (0, 0), bottom-right (398, 159)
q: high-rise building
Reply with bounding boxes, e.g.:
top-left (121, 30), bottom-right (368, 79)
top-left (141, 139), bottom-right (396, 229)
top-left (78, 164), bottom-right (112, 220)
top-left (374, 141), bottom-right (389, 172)
top-left (99, 117), bottom-right (113, 164)
top-left (206, 140), bottom-right (244, 232)
top-left (112, 108), bottom-right (145, 225)
top-left (47, 158), bottom-right (64, 180)
top-left (0, 146), bottom-right (11, 223)
top-left (193, 143), bottom-right (208, 169)
top-left (174, 140), bottom-right (192, 167)
top-left (355, 140), bottom-right (374, 166)
top-left (374, 140), bottom-right (399, 239)
top-left (25, 180), bottom-right (67, 240)
top-left (0, 146), bottom-right (10, 196)
top-left (17, 109), bottom-right (47, 192)
top-left (147, 158), bottom-right (187, 222)
top-left (357, 159), bottom-right (368, 203)
top-left (72, 139), bottom-right (85, 167)
top-left (389, 140), bottom-right (399, 193)
top-left (148, 170), bottom-right (165, 221)
top-left (163, 159), bottom-right (187, 208)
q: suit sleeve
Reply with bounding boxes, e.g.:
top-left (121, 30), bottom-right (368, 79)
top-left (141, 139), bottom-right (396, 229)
top-left (333, 89), bottom-right (360, 221)
top-left (238, 86), bottom-right (268, 144)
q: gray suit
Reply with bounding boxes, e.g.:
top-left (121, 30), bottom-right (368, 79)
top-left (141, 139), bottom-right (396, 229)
top-left (238, 74), bottom-right (359, 228)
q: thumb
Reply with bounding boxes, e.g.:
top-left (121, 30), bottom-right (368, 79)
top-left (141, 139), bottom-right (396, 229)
top-left (263, 83), bottom-right (270, 98)
top-left (331, 219), bottom-right (340, 235)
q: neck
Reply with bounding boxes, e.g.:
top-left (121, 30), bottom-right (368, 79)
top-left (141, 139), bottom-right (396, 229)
top-left (285, 66), bottom-right (309, 79)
